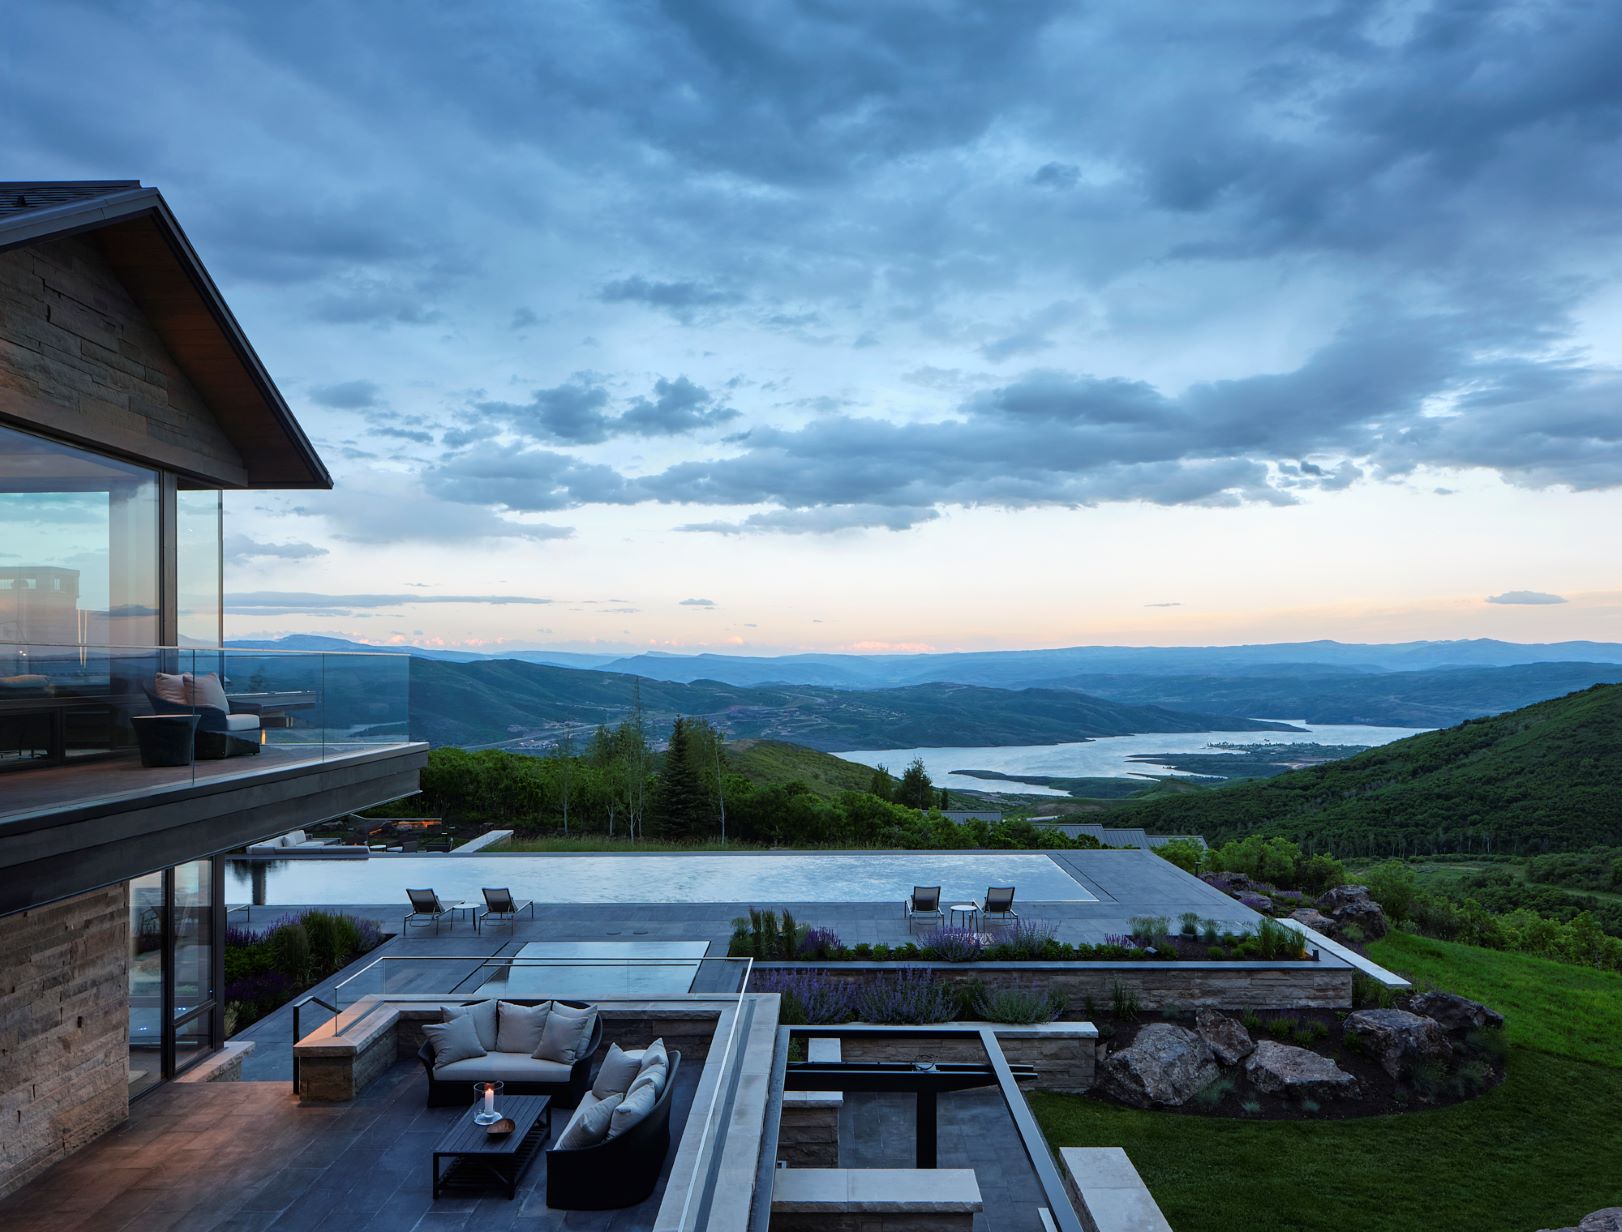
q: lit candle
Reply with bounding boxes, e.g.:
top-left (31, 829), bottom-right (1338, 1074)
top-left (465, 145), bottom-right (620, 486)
top-left (483, 1083), bottom-right (495, 1116)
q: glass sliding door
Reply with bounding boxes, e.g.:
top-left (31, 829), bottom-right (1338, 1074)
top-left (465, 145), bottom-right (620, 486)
top-left (126, 857), bottom-right (224, 1097)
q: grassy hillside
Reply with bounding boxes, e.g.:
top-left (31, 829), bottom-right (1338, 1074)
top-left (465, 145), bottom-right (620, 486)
top-left (1034, 933), bottom-right (1622, 1232)
top-left (1111, 684), bottom-right (1622, 855)
top-left (405, 656), bottom-right (1297, 750)
top-left (726, 740), bottom-right (885, 796)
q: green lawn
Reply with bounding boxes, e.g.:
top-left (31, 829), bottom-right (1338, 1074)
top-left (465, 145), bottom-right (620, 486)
top-left (1032, 931), bottom-right (1622, 1232)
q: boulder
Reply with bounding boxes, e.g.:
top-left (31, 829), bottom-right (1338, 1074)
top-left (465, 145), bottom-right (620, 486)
top-left (1408, 991), bottom-right (1504, 1034)
top-left (1344, 1008), bottom-right (1451, 1079)
top-left (1539, 1209), bottom-right (1622, 1232)
top-left (1195, 1009), bottom-right (1255, 1066)
top-left (1288, 908), bottom-right (1337, 935)
top-left (1315, 884), bottom-right (1389, 940)
top-left (1099, 1023), bottom-right (1219, 1108)
top-left (1235, 891), bottom-right (1274, 914)
top-left (1244, 1040), bottom-right (1360, 1099)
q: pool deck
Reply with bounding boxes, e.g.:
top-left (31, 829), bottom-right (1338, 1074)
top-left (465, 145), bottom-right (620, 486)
top-left (230, 849), bottom-right (1263, 1082)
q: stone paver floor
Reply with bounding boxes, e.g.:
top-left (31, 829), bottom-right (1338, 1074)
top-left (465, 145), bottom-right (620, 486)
top-left (0, 1061), bottom-right (696, 1232)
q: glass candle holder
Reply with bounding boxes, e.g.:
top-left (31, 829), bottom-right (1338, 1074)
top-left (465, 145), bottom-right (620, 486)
top-left (472, 1080), bottom-right (504, 1125)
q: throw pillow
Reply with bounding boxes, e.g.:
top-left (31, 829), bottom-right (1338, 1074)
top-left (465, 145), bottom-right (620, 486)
top-left (191, 672), bottom-right (230, 711)
top-left (534, 1004), bottom-right (597, 1065)
top-left (591, 1043), bottom-right (644, 1098)
top-left (557, 1092), bottom-right (621, 1149)
top-left (608, 1079), bottom-right (658, 1138)
top-left (639, 1037), bottom-right (669, 1075)
top-left (422, 1014), bottom-right (487, 1067)
top-left (495, 1001), bottom-right (551, 1054)
top-left (152, 672), bottom-right (189, 707)
top-left (627, 1062), bottom-right (665, 1103)
top-left (442, 999), bottom-right (499, 1052)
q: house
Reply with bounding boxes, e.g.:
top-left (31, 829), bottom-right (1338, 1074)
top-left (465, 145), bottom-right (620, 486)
top-left (0, 181), bottom-right (427, 1195)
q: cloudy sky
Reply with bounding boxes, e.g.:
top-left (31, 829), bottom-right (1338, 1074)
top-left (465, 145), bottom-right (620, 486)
top-left (9, 0), bottom-right (1622, 654)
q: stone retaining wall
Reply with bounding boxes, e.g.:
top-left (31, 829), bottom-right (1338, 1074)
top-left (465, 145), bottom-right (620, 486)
top-left (837, 1022), bottom-right (1098, 1094)
top-left (0, 886), bottom-right (129, 1199)
top-left (756, 958), bottom-right (1352, 1012)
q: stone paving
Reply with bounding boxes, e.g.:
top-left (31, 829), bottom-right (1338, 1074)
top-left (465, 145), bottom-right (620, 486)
top-left (0, 1060), bottom-right (698, 1232)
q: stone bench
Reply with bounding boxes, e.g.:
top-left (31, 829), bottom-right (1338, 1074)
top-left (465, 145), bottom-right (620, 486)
top-left (771, 1167), bottom-right (982, 1231)
top-left (1060, 1147), bottom-right (1173, 1232)
top-left (780, 1037), bottom-right (843, 1167)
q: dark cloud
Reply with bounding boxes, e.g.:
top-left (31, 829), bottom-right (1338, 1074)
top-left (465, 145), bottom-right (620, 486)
top-left (1485, 590), bottom-right (1567, 606)
top-left (460, 375), bottom-right (735, 446)
top-left (679, 597), bottom-right (716, 607)
top-left (598, 276), bottom-right (743, 322)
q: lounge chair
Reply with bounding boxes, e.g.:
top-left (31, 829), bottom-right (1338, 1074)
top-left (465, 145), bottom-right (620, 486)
top-left (903, 885), bottom-right (944, 928)
top-left (145, 671), bottom-right (262, 759)
top-left (976, 886), bottom-right (1019, 925)
top-left (480, 886), bottom-right (534, 931)
top-left (405, 888), bottom-right (452, 933)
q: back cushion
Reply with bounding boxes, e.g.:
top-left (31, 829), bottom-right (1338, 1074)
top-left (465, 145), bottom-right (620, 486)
top-left (608, 1079), bottom-right (658, 1138)
top-left (191, 672), bottom-right (230, 711)
top-left (442, 999), bottom-right (499, 1053)
top-left (152, 672), bottom-right (189, 707)
top-left (591, 1043), bottom-right (644, 1098)
top-left (422, 1014), bottom-right (487, 1068)
top-left (558, 1092), bottom-right (621, 1149)
top-left (495, 1001), bottom-right (552, 1054)
top-left (534, 1004), bottom-right (597, 1065)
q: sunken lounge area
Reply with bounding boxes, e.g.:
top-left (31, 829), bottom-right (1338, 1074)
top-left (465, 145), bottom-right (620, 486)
top-left (0, 976), bottom-right (1092, 1231)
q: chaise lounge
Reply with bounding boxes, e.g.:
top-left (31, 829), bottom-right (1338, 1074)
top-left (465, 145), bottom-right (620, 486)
top-left (418, 998), bottom-right (602, 1108)
top-left (903, 885), bottom-right (944, 928)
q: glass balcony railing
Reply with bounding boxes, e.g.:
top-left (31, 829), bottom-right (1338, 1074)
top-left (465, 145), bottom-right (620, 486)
top-left (0, 643), bottom-right (412, 809)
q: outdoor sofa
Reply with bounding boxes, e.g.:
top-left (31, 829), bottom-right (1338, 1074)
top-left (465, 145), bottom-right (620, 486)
top-left (244, 829), bottom-right (367, 857)
top-left (145, 671), bottom-right (261, 759)
top-left (417, 998), bottom-right (603, 1108)
top-left (546, 1044), bottom-right (682, 1210)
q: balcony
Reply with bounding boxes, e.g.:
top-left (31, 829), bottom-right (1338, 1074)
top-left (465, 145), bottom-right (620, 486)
top-left (0, 643), bottom-right (426, 914)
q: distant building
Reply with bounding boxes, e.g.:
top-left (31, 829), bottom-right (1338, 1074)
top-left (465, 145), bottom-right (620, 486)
top-left (940, 809), bottom-right (1004, 824)
top-left (1033, 822), bottom-right (1206, 850)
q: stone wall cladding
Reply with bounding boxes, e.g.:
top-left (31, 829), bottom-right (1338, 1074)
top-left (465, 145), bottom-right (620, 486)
top-left (837, 1024), bottom-right (1097, 1094)
top-left (0, 236), bottom-right (243, 479)
top-left (0, 886), bottom-right (130, 1199)
top-left (755, 961), bottom-right (1352, 1012)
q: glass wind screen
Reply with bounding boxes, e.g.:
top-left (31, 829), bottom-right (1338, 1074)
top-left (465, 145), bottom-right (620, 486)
top-left (0, 423), bottom-right (159, 647)
top-left (176, 489), bottom-right (222, 647)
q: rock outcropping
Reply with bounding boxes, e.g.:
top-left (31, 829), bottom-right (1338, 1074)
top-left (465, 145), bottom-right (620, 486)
top-left (1315, 884), bottom-right (1389, 940)
top-left (1194, 1009), bottom-right (1255, 1067)
top-left (1408, 991), bottom-right (1504, 1034)
top-left (1100, 1023), bottom-right (1219, 1108)
top-left (1244, 1040), bottom-right (1360, 1099)
top-left (1344, 1008), bottom-right (1450, 1079)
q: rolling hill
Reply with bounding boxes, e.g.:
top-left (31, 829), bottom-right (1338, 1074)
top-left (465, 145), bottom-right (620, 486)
top-left (726, 740), bottom-right (887, 796)
top-left (1112, 684), bottom-right (1622, 855)
top-left (402, 656), bottom-right (1302, 750)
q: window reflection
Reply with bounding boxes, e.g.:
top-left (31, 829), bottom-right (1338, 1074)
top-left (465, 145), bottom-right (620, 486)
top-left (128, 871), bottom-right (165, 1097)
top-left (173, 860), bottom-right (212, 1019)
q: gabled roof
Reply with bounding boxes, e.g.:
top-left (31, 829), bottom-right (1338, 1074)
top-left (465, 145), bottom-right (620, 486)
top-left (0, 181), bottom-right (331, 490)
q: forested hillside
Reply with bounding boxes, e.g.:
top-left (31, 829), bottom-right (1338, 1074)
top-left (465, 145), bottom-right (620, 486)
top-left (405, 656), bottom-right (1297, 749)
top-left (1114, 685), bottom-right (1622, 856)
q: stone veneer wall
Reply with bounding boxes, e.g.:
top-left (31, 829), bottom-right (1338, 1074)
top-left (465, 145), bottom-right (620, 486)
top-left (755, 960), bottom-right (1353, 1012)
top-left (0, 886), bottom-right (129, 1199)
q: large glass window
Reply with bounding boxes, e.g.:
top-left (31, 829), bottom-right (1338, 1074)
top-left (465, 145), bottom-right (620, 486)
top-left (128, 871), bottom-right (166, 1098)
top-left (176, 489), bottom-right (222, 647)
top-left (0, 422), bottom-right (160, 648)
top-left (172, 859), bottom-right (212, 1019)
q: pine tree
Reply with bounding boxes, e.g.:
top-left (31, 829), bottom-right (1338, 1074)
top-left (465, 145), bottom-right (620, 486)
top-left (868, 764), bottom-right (893, 801)
top-left (896, 757), bottom-right (935, 811)
top-left (653, 717), bottom-right (707, 838)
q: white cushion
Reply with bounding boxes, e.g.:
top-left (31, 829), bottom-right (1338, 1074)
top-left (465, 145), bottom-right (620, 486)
top-left (225, 713), bottom-right (260, 732)
top-left (627, 1061), bottom-right (666, 1103)
top-left (608, 1079), bottom-right (658, 1138)
top-left (287, 830), bottom-right (307, 846)
top-left (191, 672), bottom-right (229, 711)
top-left (495, 1001), bottom-right (551, 1055)
top-left (442, 999), bottom-right (499, 1052)
top-left (557, 1092), bottom-right (620, 1149)
top-left (639, 1038), bottom-right (668, 1075)
top-left (430, 1054), bottom-right (573, 1084)
top-left (592, 1043), bottom-right (643, 1098)
top-left (534, 1004), bottom-right (597, 1065)
top-left (421, 1014), bottom-right (486, 1066)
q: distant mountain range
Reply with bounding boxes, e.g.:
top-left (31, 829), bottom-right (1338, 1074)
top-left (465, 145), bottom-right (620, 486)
top-left (400, 656), bottom-right (1301, 750)
top-left (228, 635), bottom-right (1622, 732)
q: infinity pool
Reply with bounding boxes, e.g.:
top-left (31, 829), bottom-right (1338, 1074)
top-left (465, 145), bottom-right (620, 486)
top-left (225, 851), bottom-right (1095, 905)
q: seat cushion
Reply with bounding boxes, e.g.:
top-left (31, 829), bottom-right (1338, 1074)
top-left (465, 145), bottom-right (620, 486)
top-left (422, 1015), bottom-right (487, 1067)
top-left (592, 1043), bottom-right (644, 1098)
top-left (557, 1092), bottom-right (621, 1149)
top-left (607, 1080), bottom-right (658, 1139)
top-left (496, 1001), bottom-right (552, 1055)
top-left (224, 712), bottom-right (261, 732)
top-left (431, 1054), bottom-right (573, 1084)
top-left (534, 1004), bottom-right (597, 1065)
top-left (442, 999), bottom-right (499, 1052)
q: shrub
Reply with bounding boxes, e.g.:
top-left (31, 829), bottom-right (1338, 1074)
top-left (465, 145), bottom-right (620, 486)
top-left (1193, 1074), bottom-right (1235, 1109)
top-left (855, 968), bottom-right (957, 1024)
top-left (1179, 911), bottom-right (1201, 937)
top-left (797, 927), bottom-right (842, 960)
top-left (750, 968), bottom-right (857, 1024)
top-left (1109, 980), bottom-right (1141, 1018)
top-left (1156, 839), bottom-right (1205, 874)
top-left (1129, 916), bottom-right (1171, 947)
top-left (1249, 917), bottom-right (1309, 960)
top-left (1352, 971), bottom-right (1397, 1009)
top-left (972, 983), bottom-right (1065, 1024)
top-left (921, 927), bottom-right (984, 962)
top-left (268, 921), bottom-right (311, 984)
top-left (1200, 918), bottom-right (1222, 944)
top-left (1001, 919), bottom-right (1061, 959)
top-left (1360, 861), bottom-right (1420, 923)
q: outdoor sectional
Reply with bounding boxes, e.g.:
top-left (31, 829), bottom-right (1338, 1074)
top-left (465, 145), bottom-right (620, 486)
top-left (547, 1050), bottom-right (683, 1210)
top-left (418, 998), bottom-right (603, 1108)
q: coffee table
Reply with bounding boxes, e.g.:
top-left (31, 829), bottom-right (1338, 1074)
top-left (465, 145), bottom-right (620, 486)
top-left (431, 1094), bottom-right (551, 1199)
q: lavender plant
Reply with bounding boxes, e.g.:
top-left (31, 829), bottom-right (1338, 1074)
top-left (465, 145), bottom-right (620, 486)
top-left (855, 967), bottom-right (958, 1024)
top-left (920, 926), bottom-right (984, 962)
